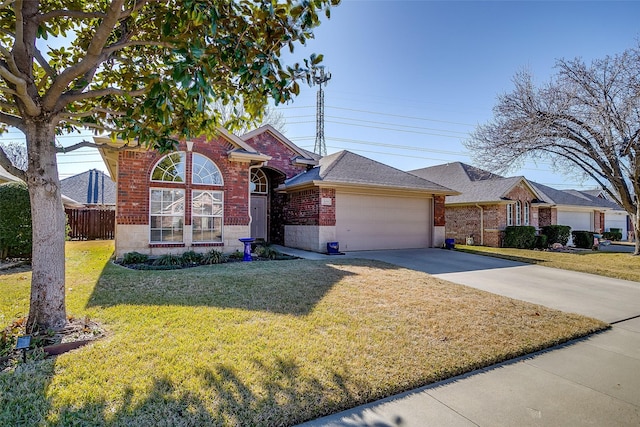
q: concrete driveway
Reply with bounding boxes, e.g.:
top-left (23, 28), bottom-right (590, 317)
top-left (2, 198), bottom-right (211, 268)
top-left (289, 247), bottom-right (640, 426)
top-left (345, 248), bottom-right (640, 323)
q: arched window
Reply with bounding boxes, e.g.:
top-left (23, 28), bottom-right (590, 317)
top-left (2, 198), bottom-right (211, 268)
top-left (250, 169), bottom-right (268, 194)
top-left (192, 153), bottom-right (223, 185)
top-left (515, 201), bottom-right (522, 225)
top-left (524, 201), bottom-right (530, 225)
top-left (149, 151), bottom-right (223, 244)
top-left (151, 152), bottom-right (186, 182)
top-left (507, 203), bottom-right (513, 226)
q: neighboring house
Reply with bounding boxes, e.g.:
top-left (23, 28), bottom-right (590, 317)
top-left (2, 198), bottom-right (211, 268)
top-left (410, 162), bottom-right (628, 247)
top-left (409, 162), bottom-right (546, 247)
top-left (1, 164), bottom-right (84, 208)
top-left (60, 169), bottom-right (116, 208)
top-left (530, 183), bottom-right (629, 242)
top-left (97, 125), bottom-right (456, 257)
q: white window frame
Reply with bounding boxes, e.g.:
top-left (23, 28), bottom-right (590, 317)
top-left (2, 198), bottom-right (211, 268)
top-left (507, 203), bottom-right (513, 226)
top-left (150, 152), bottom-right (186, 183)
top-left (524, 201), bottom-right (530, 226)
top-left (515, 200), bottom-right (522, 226)
top-left (192, 153), bottom-right (224, 186)
top-left (250, 169), bottom-right (268, 194)
top-left (192, 190), bottom-right (224, 243)
top-left (149, 188), bottom-right (185, 243)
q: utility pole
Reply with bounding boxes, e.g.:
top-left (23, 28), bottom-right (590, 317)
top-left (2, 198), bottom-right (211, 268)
top-left (312, 67), bottom-right (331, 157)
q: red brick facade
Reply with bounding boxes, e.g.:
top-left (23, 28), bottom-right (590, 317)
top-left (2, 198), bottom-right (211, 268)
top-left (444, 182), bottom-right (540, 247)
top-left (434, 195), bottom-right (446, 226)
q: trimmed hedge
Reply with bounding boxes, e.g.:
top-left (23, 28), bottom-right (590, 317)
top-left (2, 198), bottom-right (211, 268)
top-left (572, 230), bottom-right (595, 249)
top-left (534, 234), bottom-right (548, 249)
top-left (541, 225), bottom-right (571, 246)
top-left (602, 231), bottom-right (622, 241)
top-left (0, 182), bottom-right (32, 259)
top-left (504, 226), bottom-right (536, 249)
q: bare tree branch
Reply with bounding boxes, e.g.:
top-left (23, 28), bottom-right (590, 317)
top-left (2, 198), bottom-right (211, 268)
top-left (0, 109), bottom-right (23, 128)
top-left (42, 0), bottom-right (126, 111)
top-left (57, 87), bottom-right (146, 109)
top-left (56, 139), bottom-right (136, 153)
top-left (38, 9), bottom-right (107, 21)
top-left (0, 63), bottom-right (41, 115)
top-left (103, 40), bottom-right (174, 55)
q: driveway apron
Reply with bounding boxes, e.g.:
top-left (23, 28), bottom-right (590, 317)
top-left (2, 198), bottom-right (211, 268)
top-left (294, 248), bottom-right (640, 427)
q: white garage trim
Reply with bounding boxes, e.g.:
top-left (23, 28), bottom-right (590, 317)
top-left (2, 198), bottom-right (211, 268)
top-left (557, 210), bottom-right (594, 232)
top-left (335, 190), bottom-right (432, 251)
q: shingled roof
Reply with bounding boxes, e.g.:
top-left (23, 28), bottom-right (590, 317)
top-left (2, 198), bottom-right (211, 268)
top-left (409, 162), bottom-right (541, 204)
top-left (60, 169), bottom-right (116, 205)
top-left (530, 182), bottom-right (624, 211)
top-left (282, 150), bottom-right (456, 194)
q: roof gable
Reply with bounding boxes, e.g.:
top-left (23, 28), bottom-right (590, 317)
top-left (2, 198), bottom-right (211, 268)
top-left (409, 162), bottom-right (541, 204)
top-left (241, 125), bottom-right (319, 163)
top-left (283, 150), bottom-right (456, 194)
top-left (60, 169), bottom-right (116, 205)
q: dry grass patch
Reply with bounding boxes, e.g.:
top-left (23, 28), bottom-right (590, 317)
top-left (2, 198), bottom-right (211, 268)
top-left (0, 241), bottom-right (606, 426)
top-left (456, 244), bottom-right (640, 282)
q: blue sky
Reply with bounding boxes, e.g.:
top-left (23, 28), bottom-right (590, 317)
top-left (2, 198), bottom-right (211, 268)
top-left (2, 0), bottom-right (639, 189)
top-left (272, 0), bottom-right (640, 189)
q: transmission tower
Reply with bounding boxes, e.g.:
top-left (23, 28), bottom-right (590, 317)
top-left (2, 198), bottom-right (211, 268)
top-left (312, 67), bottom-right (331, 156)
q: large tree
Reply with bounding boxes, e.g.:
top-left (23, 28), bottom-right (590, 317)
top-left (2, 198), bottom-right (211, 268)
top-left (466, 46), bottom-right (640, 255)
top-left (0, 0), bottom-right (338, 332)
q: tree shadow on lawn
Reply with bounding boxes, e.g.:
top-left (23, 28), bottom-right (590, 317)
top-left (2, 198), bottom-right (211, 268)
top-left (0, 354), bottom-right (401, 426)
top-left (85, 259), bottom-right (394, 316)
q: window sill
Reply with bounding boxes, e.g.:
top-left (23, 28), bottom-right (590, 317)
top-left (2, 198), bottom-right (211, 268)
top-left (192, 242), bottom-right (224, 247)
top-left (149, 243), bottom-right (185, 248)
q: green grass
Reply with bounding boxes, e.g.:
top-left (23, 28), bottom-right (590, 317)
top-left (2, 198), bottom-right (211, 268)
top-left (0, 241), bottom-right (607, 426)
top-left (456, 244), bottom-right (640, 282)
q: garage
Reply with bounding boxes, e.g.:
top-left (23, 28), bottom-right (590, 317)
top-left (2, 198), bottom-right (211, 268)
top-left (557, 210), bottom-right (593, 232)
top-left (336, 191), bottom-right (432, 251)
top-left (605, 211), bottom-right (628, 238)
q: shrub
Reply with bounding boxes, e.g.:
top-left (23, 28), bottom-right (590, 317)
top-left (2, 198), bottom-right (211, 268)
top-left (602, 231), bottom-right (622, 241)
top-left (541, 225), bottom-right (571, 246)
top-left (153, 253), bottom-right (183, 267)
top-left (255, 244), bottom-right (281, 260)
top-left (503, 226), bottom-right (536, 249)
top-left (572, 230), bottom-right (595, 249)
top-left (201, 249), bottom-right (226, 265)
top-left (0, 182), bottom-right (32, 259)
top-left (181, 250), bottom-right (203, 265)
top-left (228, 250), bottom-right (244, 260)
top-left (534, 234), bottom-right (548, 249)
top-left (122, 251), bottom-right (149, 264)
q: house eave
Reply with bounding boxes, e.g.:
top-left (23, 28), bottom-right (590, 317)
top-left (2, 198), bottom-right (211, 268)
top-left (279, 180), bottom-right (456, 197)
top-left (227, 149), bottom-right (271, 164)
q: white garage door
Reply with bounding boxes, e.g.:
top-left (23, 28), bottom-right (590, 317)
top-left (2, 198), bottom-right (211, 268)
top-left (557, 210), bottom-right (593, 232)
top-left (605, 212), bottom-right (628, 237)
top-left (335, 192), bottom-right (432, 251)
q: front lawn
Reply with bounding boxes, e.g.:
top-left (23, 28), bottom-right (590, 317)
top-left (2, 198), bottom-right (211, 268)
top-left (456, 244), bottom-right (640, 282)
top-left (1, 241), bottom-right (606, 426)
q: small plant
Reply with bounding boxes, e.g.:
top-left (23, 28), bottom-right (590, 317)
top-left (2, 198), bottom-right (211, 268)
top-left (1, 317), bottom-right (26, 358)
top-left (181, 250), bottom-right (203, 265)
top-left (534, 234), bottom-right (548, 249)
top-left (602, 231), bottom-right (622, 241)
top-left (201, 249), bottom-right (227, 265)
top-left (228, 250), bottom-right (244, 260)
top-left (153, 253), bottom-right (183, 267)
top-left (255, 244), bottom-right (281, 260)
top-left (122, 251), bottom-right (149, 264)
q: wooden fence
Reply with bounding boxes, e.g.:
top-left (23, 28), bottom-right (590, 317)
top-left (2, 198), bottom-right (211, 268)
top-left (65, 208), bottom-right (115, 240)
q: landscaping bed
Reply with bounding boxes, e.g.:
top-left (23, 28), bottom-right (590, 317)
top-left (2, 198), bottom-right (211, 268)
top-left (0, 241), bottom-right (607, 426)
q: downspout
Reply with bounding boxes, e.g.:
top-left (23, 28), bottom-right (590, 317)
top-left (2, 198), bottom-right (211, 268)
top-left (475, 204), bottom-right (484, 246)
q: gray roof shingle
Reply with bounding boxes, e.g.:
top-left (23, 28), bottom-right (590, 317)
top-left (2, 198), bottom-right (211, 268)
top-left (409, 162), bottom-right (534, 204)
top-left (284, 151), bottom-right (456, 193)
top-left (60, 169), bottom-right (116, 205)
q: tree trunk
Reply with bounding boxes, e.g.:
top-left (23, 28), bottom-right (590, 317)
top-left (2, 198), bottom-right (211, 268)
top-left (25, 121), bottom-right (67, 332)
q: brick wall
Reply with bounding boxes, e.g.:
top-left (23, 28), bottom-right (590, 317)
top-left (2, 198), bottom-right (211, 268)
top-left (319, 188), bottom-right (336, 226)
top-left (243, 131), bottom-right (310, 178)
top-left (116, 137), bottom-right (252, 227)
top-left (286, 188), bottom-right (320, 225)
top-left (538, 207), bottom-right (557, 227)
top-left (434, 195), bottom-right (445, 226)
top-left (445, 182), bottom-right (540, 247)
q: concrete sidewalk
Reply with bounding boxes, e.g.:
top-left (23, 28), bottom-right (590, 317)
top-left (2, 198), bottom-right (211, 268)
top-left (279, 247), bottom-right (640, 426)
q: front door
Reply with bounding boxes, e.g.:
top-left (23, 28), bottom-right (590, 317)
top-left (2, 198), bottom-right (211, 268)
top-left (250, 195), bottom-right (267, 240)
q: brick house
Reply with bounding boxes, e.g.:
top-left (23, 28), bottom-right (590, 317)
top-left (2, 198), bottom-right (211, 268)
top-left (98, 126), bottom-right (455, 257)
top-left (410, 162), bottom-right (627, 247)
